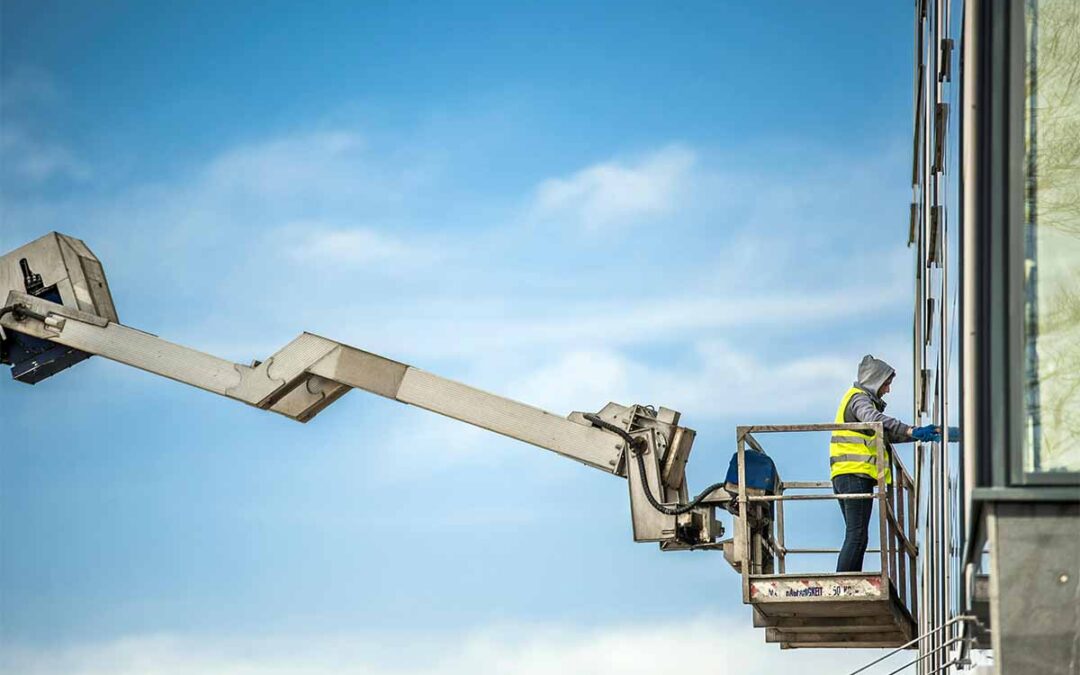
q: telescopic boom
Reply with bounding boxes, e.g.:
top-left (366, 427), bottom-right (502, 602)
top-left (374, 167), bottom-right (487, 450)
top-left (1, 233), bottom-right (729, 551)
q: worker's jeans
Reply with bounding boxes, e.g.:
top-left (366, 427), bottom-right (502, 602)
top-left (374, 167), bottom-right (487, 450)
top-left (833, 473), bottom-right (877, 572)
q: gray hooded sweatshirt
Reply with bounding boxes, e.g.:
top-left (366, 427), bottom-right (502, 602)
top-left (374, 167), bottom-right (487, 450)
top-left (844, 355), bottom-right (913, 443)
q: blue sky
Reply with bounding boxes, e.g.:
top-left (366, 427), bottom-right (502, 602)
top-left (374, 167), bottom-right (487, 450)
top-left (2, 2), bottom-right (923, 673)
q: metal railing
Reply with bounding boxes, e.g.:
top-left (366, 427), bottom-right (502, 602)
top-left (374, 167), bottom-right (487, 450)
top-left (735, 422), bottom-right (919, 618)
top-left (847, 616), bottom-right (978, 675)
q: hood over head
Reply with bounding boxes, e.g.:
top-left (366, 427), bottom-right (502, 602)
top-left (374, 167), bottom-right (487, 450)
top-left (855, 354), bottom-right (896, 398)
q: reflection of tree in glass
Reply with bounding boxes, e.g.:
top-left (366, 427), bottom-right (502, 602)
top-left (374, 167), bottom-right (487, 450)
top-left (1035, 273), bottom-right (1080, 469)
top-left (1026, 0), bottom-right (1080, 471)
top-left (1029, 0), bottom-right (1080, 235)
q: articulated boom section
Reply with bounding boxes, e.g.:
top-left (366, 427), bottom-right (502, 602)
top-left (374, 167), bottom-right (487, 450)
top-left (1, 233), bottom-right (724, 551)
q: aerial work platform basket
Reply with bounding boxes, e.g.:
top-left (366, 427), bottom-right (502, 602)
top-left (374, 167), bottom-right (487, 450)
top-left (726, 423), bottom-right (918, 649)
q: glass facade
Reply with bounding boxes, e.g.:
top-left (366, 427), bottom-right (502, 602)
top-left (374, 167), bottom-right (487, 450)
top-left (1023, 0), bottom-right (1080, 474)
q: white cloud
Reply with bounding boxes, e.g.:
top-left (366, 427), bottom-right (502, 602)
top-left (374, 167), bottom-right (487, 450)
top-left (321, 278), bottom-right (908, 366)
top-left (512, 349), bottom-right (632, 413)
top-left (2, 127), bottom-right (912, 435)
top-left (373, 410), bottom-right (501, 479)
top-left (0, 616), bottom-right (885, 675)
top-left (0, 65), bottom-right (61, 109)
top-left (0, 126), bottom-right (91, 183)
top-left (532, 145), bottom-right (695, 231)
top-left (286, 225), bottom-right (442, 267)
top-left (510, 342), bottom-right (852, 422)
top-left (203, 132), bottom-right (370, 199)
top-left (1, 68), bottom-right (91, 184)
top-left (1, 78), bottom-right (923, 675)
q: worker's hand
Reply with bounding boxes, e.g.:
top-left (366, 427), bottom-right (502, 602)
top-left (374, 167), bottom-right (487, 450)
top-left (911, 425), bottom-right (941, 443)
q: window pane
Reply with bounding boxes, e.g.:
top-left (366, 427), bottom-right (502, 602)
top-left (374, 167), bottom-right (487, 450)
top-left (1023, 0), bottom-right (1080, 474)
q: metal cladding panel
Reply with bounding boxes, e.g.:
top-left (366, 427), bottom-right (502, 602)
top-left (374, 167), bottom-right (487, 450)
top-left (990, 502), bottom-right (1080, 675)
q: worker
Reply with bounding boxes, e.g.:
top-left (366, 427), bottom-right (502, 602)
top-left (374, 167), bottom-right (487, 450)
top-left (830, 355), bottom-right (942, 573)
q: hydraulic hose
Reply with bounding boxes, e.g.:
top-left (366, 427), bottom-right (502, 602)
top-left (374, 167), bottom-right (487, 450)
top-left (0, 304), bottom-right (48, 324)
top-left (583, 412), bottom-right (727, 516)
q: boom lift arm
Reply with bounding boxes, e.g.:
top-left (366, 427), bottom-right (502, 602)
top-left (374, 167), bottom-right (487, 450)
top-left (1, 233), bottom-right (728, 550)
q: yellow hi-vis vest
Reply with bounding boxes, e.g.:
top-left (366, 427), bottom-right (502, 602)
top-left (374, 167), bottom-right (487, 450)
top-left (830, 386), bottom-right (892, 485)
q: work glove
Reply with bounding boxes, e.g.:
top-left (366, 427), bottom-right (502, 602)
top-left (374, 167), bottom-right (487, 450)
top-left (911, 425), bottom-right (941, 443)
